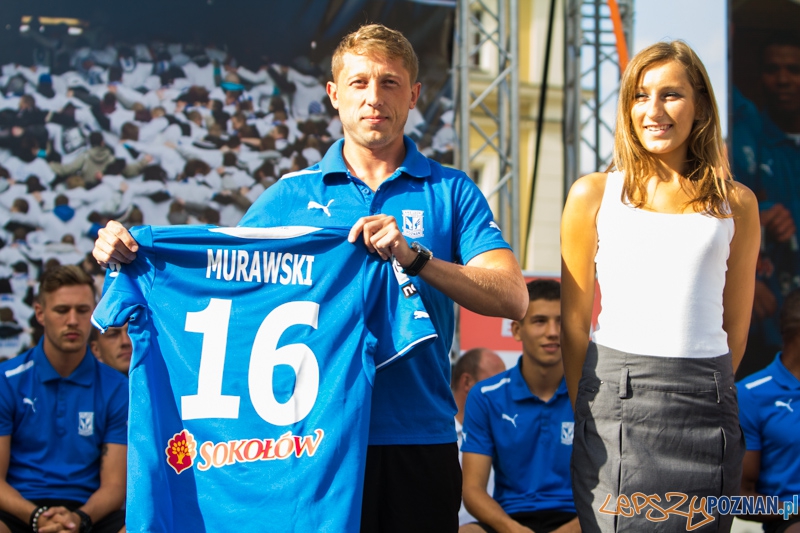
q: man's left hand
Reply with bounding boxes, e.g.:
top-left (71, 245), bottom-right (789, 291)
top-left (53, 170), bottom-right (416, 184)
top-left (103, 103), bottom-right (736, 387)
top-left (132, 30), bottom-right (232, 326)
top-left (348, 215), bottom-right (415, 266)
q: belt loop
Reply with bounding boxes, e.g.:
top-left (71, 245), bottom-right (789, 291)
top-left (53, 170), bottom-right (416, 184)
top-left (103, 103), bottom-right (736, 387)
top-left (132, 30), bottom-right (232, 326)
top-left (713, 371), bottom-right (721, 404)
top-left (619, 367), bottom-right (629, 399)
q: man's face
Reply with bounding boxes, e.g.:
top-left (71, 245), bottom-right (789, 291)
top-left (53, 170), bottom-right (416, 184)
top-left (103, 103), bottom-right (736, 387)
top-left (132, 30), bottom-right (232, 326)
top-left (91, 323), bottom-right (132, 375)
top-left (762, 44), bottom-right (800, 114)
top-left (327, 52), bottom-right (420, 151)
top-left (34, 285), bottom-right (95, 360)
top-left (512, 299), bottom-right (561, 368)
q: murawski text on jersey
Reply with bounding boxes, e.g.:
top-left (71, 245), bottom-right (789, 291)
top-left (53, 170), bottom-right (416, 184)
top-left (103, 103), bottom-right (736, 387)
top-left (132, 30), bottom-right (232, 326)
top-left (206, 249), bottom-right (314, 285)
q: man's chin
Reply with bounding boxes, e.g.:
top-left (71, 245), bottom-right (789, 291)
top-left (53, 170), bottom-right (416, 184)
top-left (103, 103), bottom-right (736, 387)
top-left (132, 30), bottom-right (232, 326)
top-left (59, 338), bottom-right (88, 352)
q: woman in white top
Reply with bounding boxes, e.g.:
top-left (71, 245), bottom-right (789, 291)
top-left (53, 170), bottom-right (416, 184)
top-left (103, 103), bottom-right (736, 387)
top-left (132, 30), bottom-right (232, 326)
top-left (561, 41), bottom-right (760, 532)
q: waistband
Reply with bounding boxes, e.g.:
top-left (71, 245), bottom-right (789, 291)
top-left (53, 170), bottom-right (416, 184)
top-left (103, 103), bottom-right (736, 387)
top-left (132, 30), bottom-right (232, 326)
top-left (583, 342), bottom-right (735, 397)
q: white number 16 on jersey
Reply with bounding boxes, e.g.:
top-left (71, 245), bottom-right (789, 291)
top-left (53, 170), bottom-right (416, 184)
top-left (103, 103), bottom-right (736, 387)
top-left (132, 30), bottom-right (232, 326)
top-left (180, 298), bottom-right (320, 426)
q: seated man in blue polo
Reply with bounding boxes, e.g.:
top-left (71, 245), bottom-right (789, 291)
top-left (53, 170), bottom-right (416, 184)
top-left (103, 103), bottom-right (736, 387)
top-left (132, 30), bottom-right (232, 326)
top-left (738, 288), bottom-right (800, 533)
top-left (0, 266), bottom-right (128, 533)
top-left (461, 280), bottom-right (580, 533)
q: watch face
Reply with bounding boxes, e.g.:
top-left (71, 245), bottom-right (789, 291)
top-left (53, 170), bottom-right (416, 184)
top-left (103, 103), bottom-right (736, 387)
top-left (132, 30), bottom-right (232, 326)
top-left (412, 242), bottom-right (431, 257)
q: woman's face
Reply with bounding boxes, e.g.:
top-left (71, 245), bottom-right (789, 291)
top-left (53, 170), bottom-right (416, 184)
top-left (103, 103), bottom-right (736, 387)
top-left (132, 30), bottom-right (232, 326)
top-left (631, 60), bottom-right (698, 165)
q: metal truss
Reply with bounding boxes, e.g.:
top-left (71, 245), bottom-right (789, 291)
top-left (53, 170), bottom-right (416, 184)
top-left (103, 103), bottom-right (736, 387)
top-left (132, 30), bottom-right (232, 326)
top-left (564, 0), bottom-right (634, 193)
top-left (454, 0), bottom-right (520, 256)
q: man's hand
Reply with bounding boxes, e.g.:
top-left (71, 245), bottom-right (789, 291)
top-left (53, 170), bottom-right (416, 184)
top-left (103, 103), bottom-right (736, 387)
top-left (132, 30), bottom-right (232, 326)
top-left (348, 215), bottom-right (415, 265)
top-left (37, 506), bottom-right (78, 532)
top-left (761, 203), bottom-right (796, 242)
top-left (93, 220), bottom-right (138, 266)
top-left (753, 280), bottom-right (777, 319)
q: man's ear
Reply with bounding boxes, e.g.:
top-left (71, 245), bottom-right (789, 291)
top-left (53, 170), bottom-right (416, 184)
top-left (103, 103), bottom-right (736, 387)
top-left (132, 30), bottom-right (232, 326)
top-left (464, 372), bottom-right (481, 394)
top-left (33, 302), bottom-right (44, 327)
top-left (459, 372), bottom-right (474, 392)
top-left (326, 81), bottom-right (339, 110)
top-left (511, 320), bottom-right (522, 342)
top-left (89, 342), bottom-right (102, 361)
top-left (409, 81), bottom-right (421, 110)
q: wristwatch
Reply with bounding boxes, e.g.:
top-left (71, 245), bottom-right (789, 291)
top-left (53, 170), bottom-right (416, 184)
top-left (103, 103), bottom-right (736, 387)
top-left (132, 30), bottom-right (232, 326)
top-left (402, 242), bottom-right (432, 276)
top-left (74, 509), bottom-right (93, 533)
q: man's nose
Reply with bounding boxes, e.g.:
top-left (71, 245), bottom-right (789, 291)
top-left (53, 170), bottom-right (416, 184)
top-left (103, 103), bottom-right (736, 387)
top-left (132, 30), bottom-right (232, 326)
top-left (365, 81), bottom-right (382, 106)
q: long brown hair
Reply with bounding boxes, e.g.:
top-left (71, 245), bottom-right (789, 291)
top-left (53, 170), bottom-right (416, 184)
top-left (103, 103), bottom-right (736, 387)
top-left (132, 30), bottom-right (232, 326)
top-left (612, 41), bottom-right (730, 217)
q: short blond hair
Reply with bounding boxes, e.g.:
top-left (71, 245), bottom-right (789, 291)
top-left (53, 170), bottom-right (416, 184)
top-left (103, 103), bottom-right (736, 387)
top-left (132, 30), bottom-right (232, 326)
top-left (331, 24), bottom-right (419, 84)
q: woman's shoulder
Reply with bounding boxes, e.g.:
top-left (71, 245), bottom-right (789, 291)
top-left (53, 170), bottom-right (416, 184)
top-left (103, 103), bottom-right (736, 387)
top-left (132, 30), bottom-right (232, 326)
top-left (569, 172), bottom-right (609, 198)
top-left (568, 172), bottom-right (609, 201)
top-left (726, 180), bottom-right (758, 217)
top-left (563, 172), bottom-right (609, 222)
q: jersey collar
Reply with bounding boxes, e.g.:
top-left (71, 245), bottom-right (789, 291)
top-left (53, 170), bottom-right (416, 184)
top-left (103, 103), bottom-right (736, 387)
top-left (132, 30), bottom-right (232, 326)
top-left (771, 352), bottom-right (800, 391)
top-left (509, 355), bottom-right (569, 403)
top-left (33, 339), bottom-right (95, 387)
top-left (318, 136), bottom-right (431, 181)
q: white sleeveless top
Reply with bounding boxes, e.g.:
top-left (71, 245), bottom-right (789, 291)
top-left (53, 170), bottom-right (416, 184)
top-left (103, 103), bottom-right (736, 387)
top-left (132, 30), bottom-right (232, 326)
top-left (591, 171), bottom-right (734, 358)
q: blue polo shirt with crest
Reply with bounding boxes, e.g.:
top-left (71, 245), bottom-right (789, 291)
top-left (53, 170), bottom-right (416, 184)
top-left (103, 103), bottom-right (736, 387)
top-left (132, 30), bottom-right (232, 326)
top-left (738, 353), bottom-right (800, 503)
top-left (240, 136), bottom-right (510, 445)
top-left (0, 340), bottom-right (128, 502)
top-left (461, 357), bottom-right (576, 515)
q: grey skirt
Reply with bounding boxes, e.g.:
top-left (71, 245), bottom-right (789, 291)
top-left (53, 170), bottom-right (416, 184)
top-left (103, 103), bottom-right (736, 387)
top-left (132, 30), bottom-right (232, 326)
top-left (571, 343), bottom-right (744, 533)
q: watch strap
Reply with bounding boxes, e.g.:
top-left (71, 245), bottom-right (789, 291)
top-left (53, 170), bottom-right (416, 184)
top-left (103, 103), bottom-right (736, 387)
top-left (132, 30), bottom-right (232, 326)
top-left (403, 243), bottom-right (432, 277)
top-left (74, 509), bottom-right (93, 533)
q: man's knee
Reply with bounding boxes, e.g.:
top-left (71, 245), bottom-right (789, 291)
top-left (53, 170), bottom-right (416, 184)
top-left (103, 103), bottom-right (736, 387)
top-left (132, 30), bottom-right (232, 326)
top-left (458, 524), bottom-right (486, 533)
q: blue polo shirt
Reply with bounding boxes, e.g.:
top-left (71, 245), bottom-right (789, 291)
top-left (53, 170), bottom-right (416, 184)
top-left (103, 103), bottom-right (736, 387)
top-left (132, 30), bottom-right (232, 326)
top-left (461, 358), bottom-right (576, 515)
top-left (738, 353), bottom-right (800, 503)
top-left (239, 136), bottom-right (509, 445)
top-left (746, 114), bottom-right (800, 348)
top-left (0, 340), bottom-right (128, 502)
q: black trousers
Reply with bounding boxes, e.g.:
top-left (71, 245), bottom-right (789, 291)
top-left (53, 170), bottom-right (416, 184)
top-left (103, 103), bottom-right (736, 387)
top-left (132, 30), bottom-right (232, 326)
top-left (360, 443), bottom-right (462, 533)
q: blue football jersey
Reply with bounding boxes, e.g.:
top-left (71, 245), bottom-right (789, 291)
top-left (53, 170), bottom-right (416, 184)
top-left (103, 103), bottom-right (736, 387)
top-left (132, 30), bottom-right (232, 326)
top-left (92, 225), bottom-right (437, 533)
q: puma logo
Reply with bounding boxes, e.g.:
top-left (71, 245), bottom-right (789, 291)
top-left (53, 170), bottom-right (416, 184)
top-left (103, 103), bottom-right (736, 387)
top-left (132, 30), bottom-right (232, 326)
top-left (307, 199), bottom-right (334, 217)
top-left (23, 398), bottom-right (36, 413)
top-left (775, 399), bottom-right (794, 413)
top-left (501, 413), bottom-right (518, 427)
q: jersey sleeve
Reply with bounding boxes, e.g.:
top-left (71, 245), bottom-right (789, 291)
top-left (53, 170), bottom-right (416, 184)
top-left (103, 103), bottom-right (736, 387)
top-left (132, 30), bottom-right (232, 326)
top-left (737, 388), bottom-right (762, 451)
top-left (451, 173), bottom-right (511, 265)
top-left (363, 255), bottom-right (437, 372)
top-left (92, 226), bottom-right (156, 332)
top-left (460, 387), bottom-right (494, 457)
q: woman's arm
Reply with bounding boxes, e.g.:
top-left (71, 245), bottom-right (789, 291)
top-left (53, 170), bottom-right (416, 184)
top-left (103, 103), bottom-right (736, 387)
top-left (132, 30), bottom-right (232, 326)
top-left (723, 182), bottom-right (760, 371)
top-left (560, 173), bottom-right (606, 407)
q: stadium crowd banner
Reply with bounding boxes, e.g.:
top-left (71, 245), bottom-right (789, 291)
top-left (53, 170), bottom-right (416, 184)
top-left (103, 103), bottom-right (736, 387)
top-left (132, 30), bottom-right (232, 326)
top-left (731, 0), bottom-right (800, 379)
top-left (458, 273), bottom-right (601, 369)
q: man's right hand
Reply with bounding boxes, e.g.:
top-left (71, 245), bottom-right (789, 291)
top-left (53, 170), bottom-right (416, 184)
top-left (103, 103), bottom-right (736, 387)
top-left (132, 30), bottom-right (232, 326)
top-left (761, 203), bottom-right (796, 242)
top-left (93, 220), bottom-right (138, 267)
